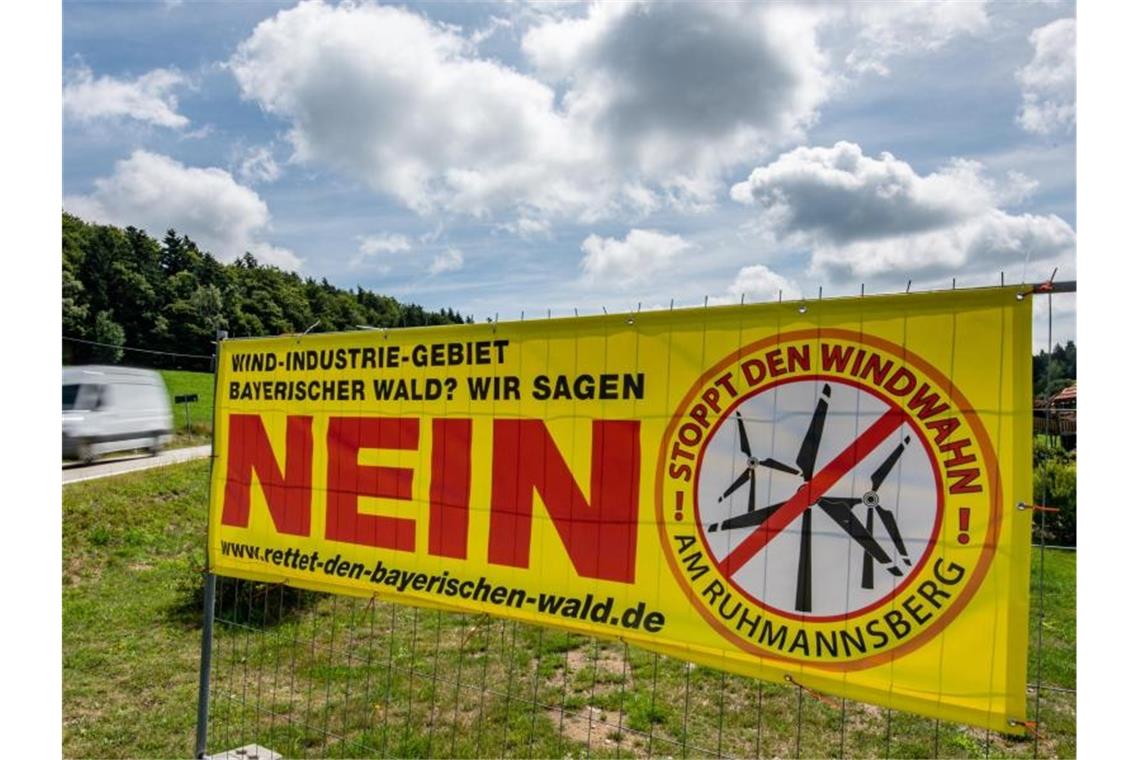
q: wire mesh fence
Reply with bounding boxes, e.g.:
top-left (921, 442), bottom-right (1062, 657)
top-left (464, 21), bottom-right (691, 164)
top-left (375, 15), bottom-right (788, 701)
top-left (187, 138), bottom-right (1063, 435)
top-left (192, 285), bottom-right (1076, 759)
top-left (202, 560), bottom-right (1074, 759)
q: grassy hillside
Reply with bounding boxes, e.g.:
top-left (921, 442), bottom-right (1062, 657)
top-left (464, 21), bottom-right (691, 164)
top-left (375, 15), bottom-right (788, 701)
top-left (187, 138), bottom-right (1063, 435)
top-left (160, 370), bottom-right (215, 431)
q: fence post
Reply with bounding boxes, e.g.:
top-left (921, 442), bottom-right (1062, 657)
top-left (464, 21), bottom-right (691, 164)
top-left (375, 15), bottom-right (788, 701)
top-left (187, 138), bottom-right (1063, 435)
top-left (195, 328), bottom-right (227, 758)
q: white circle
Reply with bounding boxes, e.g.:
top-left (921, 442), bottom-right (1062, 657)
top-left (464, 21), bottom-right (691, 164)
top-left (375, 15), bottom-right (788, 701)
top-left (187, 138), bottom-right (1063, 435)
top-left (696, 380), bottom-right (940, 619)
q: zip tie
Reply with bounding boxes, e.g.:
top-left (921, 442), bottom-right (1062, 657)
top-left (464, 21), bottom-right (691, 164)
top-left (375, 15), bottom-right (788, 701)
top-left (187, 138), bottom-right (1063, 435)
top-left (1018, 501), bottom-right (1060, 513)
top-left (1033, 270), bottom-right (1060, 294)
top-left (1008, 719), bottom-right (1040, 738)
top-left (366, 592), bottom-right (379, 610)
top-left (784, 675), bottom-right (839, 709)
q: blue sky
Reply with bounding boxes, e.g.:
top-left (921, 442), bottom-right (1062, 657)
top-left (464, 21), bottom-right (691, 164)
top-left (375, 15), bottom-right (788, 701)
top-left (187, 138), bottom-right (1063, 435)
top-left (62, 0), bottom-right (1076, 347)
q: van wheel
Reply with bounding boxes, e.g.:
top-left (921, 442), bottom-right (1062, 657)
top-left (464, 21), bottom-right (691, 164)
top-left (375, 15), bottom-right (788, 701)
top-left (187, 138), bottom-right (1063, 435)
top-left (77, 439), bottom-right (95, 464)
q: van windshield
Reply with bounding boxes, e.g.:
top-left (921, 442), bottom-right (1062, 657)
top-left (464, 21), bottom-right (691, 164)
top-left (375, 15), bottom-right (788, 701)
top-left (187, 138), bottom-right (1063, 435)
top-left (63, 384), bottom-right (95, 411)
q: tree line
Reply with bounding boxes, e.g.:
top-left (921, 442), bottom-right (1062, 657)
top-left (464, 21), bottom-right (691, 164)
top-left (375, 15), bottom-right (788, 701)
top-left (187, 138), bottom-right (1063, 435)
top-left (62, 212), bottom-right (469, 368)
top-left (1032, 340), bottom-right (1076, 398)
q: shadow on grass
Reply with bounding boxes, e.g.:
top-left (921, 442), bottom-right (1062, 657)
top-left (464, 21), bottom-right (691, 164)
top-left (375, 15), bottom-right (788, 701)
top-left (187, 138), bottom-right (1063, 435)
top-left (166, 562), bottom-right (320, 629)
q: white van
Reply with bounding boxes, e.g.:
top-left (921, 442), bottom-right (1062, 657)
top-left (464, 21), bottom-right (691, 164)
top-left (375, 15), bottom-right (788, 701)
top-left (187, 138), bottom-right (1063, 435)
top-left (62, 366), bottom-right (174, 463)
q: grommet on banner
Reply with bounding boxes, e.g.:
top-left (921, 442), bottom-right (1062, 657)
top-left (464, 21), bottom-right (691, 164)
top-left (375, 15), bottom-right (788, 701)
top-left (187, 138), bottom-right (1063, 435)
top-left (1017, 501), bottom-right (1060, 513)
top-left (784, 675), bottom-right (839, 709)
top-left (1008, 719), bottom-right (1040, 738)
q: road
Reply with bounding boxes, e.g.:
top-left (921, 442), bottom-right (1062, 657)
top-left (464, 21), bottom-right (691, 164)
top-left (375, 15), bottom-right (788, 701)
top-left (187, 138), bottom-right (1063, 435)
top-left (63, 444), bottom-right (213, 485)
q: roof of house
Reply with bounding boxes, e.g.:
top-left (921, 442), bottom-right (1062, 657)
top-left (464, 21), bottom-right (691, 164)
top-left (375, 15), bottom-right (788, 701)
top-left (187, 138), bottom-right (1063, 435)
top-left (1050, 383), bottom-right (1077, 404)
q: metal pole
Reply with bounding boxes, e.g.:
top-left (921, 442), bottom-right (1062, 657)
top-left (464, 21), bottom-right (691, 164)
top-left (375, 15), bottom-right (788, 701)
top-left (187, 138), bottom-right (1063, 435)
top-left (195, 328), bottom-right (227, 758)
top-left (195, 573), bottom-right (217, 758)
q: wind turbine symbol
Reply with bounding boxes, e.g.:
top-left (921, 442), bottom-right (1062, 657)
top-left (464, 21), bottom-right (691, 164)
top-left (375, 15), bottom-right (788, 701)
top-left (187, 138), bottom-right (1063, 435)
top-left (707, 383), bottom-right (913, 613)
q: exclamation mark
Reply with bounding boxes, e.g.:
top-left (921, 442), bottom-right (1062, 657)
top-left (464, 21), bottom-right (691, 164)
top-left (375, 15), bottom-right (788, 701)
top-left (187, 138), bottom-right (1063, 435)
top-left (957, 508), bottom-right (971, 545)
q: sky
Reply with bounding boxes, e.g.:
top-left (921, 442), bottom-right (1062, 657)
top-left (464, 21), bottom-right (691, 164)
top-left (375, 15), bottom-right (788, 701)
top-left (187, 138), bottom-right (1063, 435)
top-left (61, 0), bottom-right (1076, 348)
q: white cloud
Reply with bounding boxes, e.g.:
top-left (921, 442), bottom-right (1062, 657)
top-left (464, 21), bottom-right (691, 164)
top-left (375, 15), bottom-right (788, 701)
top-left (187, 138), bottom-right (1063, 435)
top-left (63, 65), bottom-right (189, 128)
top-left (225, 0), bottom-right (1005, 225)
top-left (523, 2), bottom-right (830, 183)
top-left (237, 146), bottom-right (281, 184)
top-left (808, 209), bottom-right (1074, 283)
top-left (469, 15), bottom-right (513, 46)
top-left (496, 217), bottom-right (552, 239)
top-left (359, 234), bottom-right (411, 256)
top-left (1016, 18), bottom-right (1075, 136)
top-left (227, 1), bottom-right (838, 221)
top-left (728, 264), bottom-right (802, 302)
top-left (350, 233), bottom-right (412, 272)
top-left (229, 0), bottom-right (581, 218)
top-left (840, 1), bottom-right (990, 76)
top-left (429, 247), bottom-right (464, 275)
top-left (731, 141), bottom-right (1074, 285)
top-left (580, 229), bottom-right (692, 285)
top-left (64, 150), bottom-right (300, 270)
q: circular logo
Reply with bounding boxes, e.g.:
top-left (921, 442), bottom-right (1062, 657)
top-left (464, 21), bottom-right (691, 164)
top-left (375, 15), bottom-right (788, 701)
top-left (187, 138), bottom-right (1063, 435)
top-left (655, 329), bottom-right (1002, 669)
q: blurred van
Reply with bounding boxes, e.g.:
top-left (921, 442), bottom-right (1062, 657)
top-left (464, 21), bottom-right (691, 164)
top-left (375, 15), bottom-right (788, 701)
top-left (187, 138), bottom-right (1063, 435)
top-left (62, 366), bottom-right (174, 463)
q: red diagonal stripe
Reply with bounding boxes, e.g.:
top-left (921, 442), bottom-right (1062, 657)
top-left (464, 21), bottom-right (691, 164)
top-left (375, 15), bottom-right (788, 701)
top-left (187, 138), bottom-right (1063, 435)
top-left (719, 407), bottom-right (906, 576)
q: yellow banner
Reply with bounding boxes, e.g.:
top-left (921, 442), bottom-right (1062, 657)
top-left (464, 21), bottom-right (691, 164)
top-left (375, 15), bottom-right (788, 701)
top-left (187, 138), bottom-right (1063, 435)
top-left (207, 287), bottom-right (1032, 733)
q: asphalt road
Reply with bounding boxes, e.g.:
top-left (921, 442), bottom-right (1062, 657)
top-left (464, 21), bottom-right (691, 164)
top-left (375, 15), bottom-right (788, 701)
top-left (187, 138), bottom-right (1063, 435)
top-left (62, 444), bottom-right (213, 485)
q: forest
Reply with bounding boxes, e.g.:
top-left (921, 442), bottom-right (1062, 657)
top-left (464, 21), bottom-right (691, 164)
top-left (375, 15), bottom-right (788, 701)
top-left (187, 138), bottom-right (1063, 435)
top-left (1033, 339), bottom-right (1077, 397)
top-left (62, 212), bottom-right (468, 367)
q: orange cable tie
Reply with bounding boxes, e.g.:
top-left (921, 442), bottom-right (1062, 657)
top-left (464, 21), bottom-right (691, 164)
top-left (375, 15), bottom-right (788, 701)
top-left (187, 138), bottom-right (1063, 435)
top-left (784, 675), bottom-right (840, 709)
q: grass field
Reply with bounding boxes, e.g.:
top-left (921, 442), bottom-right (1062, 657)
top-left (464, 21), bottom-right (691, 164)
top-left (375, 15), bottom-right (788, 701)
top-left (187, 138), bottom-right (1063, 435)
top-left (63, 462), bottom-right (1076, 758)
top-left (159, 370), bottom-right (215, 445)
top-left (160, 369), bottom-right (215, 429)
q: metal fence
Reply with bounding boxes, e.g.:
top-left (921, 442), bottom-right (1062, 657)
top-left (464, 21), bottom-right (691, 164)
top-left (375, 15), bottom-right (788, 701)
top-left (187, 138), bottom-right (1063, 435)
top-left (192, 283), bottom-right (1076, 759)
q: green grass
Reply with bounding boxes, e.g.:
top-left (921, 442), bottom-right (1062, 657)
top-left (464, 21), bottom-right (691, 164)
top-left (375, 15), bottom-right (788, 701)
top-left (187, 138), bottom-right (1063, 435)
top-left (160, 369), bottom-right (215, 432)
top-left (63, 460), bottom-right (212, 758)
top-left (63, 462), bottom-right (1076, 758)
